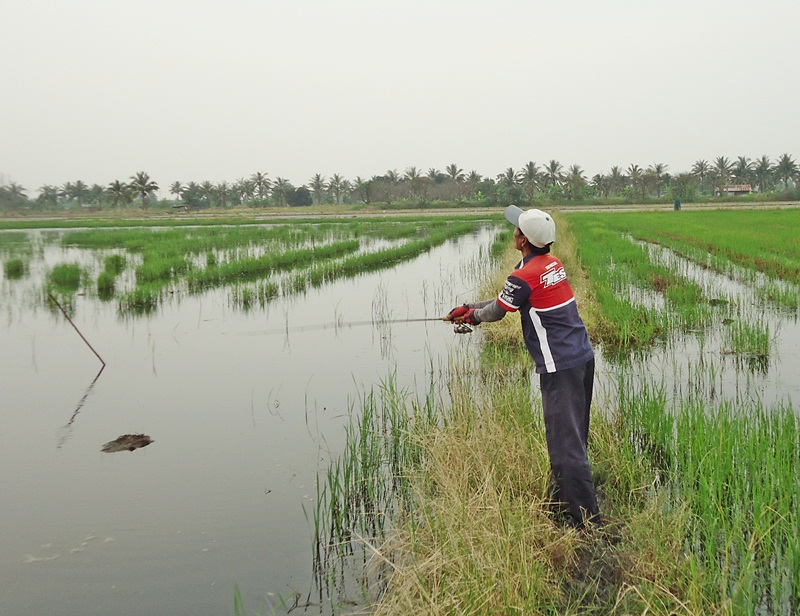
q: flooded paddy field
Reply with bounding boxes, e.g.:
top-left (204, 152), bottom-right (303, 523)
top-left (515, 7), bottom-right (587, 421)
top-left (568, 209), bottom-right (800, 614)
top-left (0, 219), bottom-right (499, 615)
top-left (3, 208), bottom-right (799, 614)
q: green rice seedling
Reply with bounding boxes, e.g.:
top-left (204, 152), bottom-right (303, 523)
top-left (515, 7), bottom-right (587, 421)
top-left (231, 280), bottom-right (280, 309)
top-left (255, 280), bottom-right (279, 305)
top-left (186, 239), bottom-right (360, 292)
top-left (565, 220), bottom-right (669, 351)
top-left (117, 284), bottom-right (163, 315)
top-left (723, 317), bottom-right (771, 359)
top-left (48, 263), bottom-right (82, 289)
top-left (103, 253), bottom-right (126, 275)
top-left (96, 271), bottom-right (116, 299)
top-left (135, 255), bottom-right (192, 284)
top-left (573, 209), bottom-right (800, 284)
top-left (759, 279), bottom-right (800, 310)
top-left (0, 230), bottom-right (30, 250)
top-left (671, 400), bottom-right (799, 613)
top-left (305, 223), bottom-right (479, 291)
top-left (3, 258), bottom-right (26, 279)
top-left (230, 280), bottom-right (279, 310)
top-left (230, 286), bottom-right (255, 310)
top-left (312, 375), bottom-right (431, 606)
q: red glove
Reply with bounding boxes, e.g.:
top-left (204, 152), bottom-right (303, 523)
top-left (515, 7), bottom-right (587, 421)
top-left (446, 305), bottom-right (470, 321)
top-left (462, 308), bottom-right (480, 325)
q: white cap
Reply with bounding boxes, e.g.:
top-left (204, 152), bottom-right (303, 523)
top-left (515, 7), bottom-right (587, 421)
top-left (503, 205), bottom-right (556, 248)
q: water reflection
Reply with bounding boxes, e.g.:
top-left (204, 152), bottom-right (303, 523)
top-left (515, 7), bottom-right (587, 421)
top-left (56, 364), bottom-right (105, 449)
top-left (0, 224), bottom-right (498, 616)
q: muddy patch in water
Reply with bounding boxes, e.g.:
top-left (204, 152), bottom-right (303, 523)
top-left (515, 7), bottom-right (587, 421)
top-left (101, 434), bottom-right (154, 453)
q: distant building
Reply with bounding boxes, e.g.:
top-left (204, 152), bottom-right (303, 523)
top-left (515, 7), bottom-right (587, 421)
top-left (721, 184), bottom-right (752, 196)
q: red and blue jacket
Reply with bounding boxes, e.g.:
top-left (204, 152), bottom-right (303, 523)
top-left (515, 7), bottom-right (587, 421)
top-left (497, 254), bottom-right (594, 374)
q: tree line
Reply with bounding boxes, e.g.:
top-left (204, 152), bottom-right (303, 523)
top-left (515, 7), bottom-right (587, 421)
top-left (1, 154), bottom-right (798, 212)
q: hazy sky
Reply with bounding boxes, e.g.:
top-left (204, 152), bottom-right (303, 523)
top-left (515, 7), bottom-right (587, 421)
top-left (2, 0), bottom-right (799, 194)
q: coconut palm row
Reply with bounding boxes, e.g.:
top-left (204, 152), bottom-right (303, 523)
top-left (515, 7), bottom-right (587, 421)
top-left (1, 154), bottom-right (798, 211)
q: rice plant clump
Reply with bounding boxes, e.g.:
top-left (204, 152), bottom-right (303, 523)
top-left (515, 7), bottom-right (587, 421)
top-left (97, 271), bottom-right (116, 299)
top-left (723, 318), bottom-right (771, 359)
top-left (48, 263), bottom-right (82, 289)
top-left (104, 254), bottom-right (126, 275)
top-left (4, 258), bottom-right (26, 279)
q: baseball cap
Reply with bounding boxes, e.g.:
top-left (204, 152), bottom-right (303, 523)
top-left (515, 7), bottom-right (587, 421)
top-left (503, 205), bottom-right (556, 248)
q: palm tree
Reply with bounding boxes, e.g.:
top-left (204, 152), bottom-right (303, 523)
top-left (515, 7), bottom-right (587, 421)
top-left (466, 170), bottom-right (482, 200)
top-left (233, 177), bottom-right (254, 206)
top-left (608, 166), bottom-right (626, 196)
top-left (565, 165), bottom-right (587, 200)
top-left (732, 156), bottom-right (753, 186)
top-left (496, 167), bottom-right (518, 188)
top-left (36, 185), bottom-right (59, 210)
top-left (752, 155), bottom-right (773, 193)
top-left (340, 179), bottom-right (353, 204)
top-left (107, 180), bottom-right (132, 208)
top-left (520, 161), bottom-right (540, 184)
top-left (519, 161), bottom-right (540, 202)
top-left (182, 181), bottom-right (202, 207)
top-left (426, 168), bottom-right (444, 184)
top-left (59, 180), bottom-right (90, 206)
top-left (773, 153), bottom-right (798, 190)
top-left (711, 156), bottom-right (733, 195)
top-left (353, 176), bottom-right (372, 204)
top-left (627, 164), bottom-right (643, 199)
top-left (1, 182), bottom-right (27, 210)
top-left (691, 159), bottom-right (710, 193)
top-left (309, 173), bottom-right (327, 205)
top-left (250, 172), bottom-right (271, 201)
top-left (170, 181), bottom-right (183, 201)
top-left (445, 164), bottom-right (464, 183)
top-left (129, 172), bottom-right (159, 209)
top-left (404, 166), bottom-right (422, 200)
top-left (328, 173), bottom-right (344, 204)
top-left (648, 163), bottom-right (668, 197)
top-left (200, 181), bottom-right (215, 207)
top-left (592, 174), bottom-right (610, 198)
top-left (543, 160), bottom-right (563, 188)
top-left (403, 166), bottom-right (420, 182)
top-left (217, 181), bottom-right (230, 207)
top-left (272, 177), bottom-right (291, 206)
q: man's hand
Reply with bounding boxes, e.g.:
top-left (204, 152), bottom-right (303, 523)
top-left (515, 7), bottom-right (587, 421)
top-left (445, 305), bottom-right (470, 321)
top-left (460, 308), bottom-right (479, 325)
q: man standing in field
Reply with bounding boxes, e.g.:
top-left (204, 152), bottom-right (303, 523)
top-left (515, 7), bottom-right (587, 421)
top-left (446, 205), bottom-right (601, 529)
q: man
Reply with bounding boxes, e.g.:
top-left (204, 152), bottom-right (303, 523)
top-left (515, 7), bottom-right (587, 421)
top-left (445, 205), bottom-right (601, 528)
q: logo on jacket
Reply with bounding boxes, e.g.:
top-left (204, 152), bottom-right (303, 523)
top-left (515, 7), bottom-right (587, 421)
top-left (540, 263), bottom-right (567, 287)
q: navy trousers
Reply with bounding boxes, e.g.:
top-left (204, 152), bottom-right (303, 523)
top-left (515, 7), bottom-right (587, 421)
top-left (539, 358), bottom-right (601, 527)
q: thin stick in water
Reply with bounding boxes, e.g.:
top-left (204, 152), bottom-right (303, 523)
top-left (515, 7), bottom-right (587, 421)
top-left (48, 293), bottom-right (106, 367)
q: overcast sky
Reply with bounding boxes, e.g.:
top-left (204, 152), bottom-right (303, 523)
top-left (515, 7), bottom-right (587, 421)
top-left (2, 0), bottom-right (799, 194)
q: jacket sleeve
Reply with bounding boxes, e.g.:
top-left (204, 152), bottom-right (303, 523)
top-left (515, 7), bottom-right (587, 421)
top-left (469, 299), bottom-right (506, 324)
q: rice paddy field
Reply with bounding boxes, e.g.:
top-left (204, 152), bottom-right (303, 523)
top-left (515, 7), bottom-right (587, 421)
top-left (306, 208), bottom-right (800, 615)
top-left (0, 216), bottom-right (500, 615)
top-left (565, 209), bottom-right (800, 614)
top-left (2, 208), bottom-right (799, 615)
